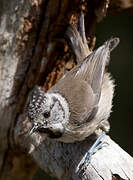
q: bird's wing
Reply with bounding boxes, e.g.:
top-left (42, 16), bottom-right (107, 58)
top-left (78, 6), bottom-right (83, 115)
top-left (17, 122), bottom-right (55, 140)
top-left (74, 38), bottom-right (120, 95)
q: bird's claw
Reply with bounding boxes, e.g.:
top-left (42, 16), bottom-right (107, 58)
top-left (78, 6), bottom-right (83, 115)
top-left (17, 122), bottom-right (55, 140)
top-left (78, 131), bottom-right (107, 173)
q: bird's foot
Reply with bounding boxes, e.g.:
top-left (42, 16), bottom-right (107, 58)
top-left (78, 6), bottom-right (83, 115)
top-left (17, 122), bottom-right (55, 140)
top-left (79, 131), bottom-right (108, 172)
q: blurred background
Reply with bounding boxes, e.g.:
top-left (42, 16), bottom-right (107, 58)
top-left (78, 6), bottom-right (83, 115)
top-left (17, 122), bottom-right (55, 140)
top-left (34, 12), bottom-right (133, 179)
top-left (96, 12), bottom-right (133, 157)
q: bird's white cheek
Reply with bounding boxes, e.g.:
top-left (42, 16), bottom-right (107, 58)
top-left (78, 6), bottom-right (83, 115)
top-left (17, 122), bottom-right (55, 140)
top-left (51, 104), bottom-right (64, 122)
top-left (49, 123), bottom-right (64, 133)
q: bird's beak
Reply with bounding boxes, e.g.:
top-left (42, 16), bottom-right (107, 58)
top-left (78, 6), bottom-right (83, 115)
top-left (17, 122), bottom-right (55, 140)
top-left (29, 124), bottom-right (39, 135)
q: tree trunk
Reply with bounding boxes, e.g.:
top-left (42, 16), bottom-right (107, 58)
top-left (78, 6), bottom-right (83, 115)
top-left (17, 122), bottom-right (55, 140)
top-left (0, 0), bottom-right (133, 179)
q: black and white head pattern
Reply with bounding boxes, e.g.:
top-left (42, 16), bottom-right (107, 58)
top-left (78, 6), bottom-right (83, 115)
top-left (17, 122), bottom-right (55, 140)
top-left (28, 87), bottom-right (47, 121)
top-left (28, 86), bottom-right (70, 129)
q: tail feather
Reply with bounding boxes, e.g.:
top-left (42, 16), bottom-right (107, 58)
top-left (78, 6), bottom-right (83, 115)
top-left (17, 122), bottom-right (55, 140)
top-left (65, 13), bottom-right (90, 64)
top-left (105, 37), bottom-right (120, 51)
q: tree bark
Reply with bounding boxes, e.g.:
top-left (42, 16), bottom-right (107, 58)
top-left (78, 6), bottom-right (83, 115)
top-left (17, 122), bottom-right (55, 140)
top-left (15, 123), bottom-right (133, 180)
top-left (0, 0), bottom-right (133, 179)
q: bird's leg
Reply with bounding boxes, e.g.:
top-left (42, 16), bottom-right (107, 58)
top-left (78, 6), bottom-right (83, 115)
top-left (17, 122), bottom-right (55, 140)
top-left (79, 131), bottom-right (107, 171)
top-left (85, 131), bottom-right (105, 163)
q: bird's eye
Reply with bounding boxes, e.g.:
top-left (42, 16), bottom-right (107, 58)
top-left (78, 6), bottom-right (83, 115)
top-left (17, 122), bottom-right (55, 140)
top-left (43, 111), bottom-right (50, 118)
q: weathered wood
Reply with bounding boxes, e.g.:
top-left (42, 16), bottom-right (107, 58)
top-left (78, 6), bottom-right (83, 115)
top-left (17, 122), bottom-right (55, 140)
top-left (15, 118), bottom-right (133, 179)
top-left (32, 135), bottom-right (133, 180)
top-left (0, 0), bottom-right (81, 179)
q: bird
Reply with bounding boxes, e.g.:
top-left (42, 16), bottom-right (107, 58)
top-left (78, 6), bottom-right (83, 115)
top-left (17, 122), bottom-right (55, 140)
top-left (28, 14), bottom-right (119, 146)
